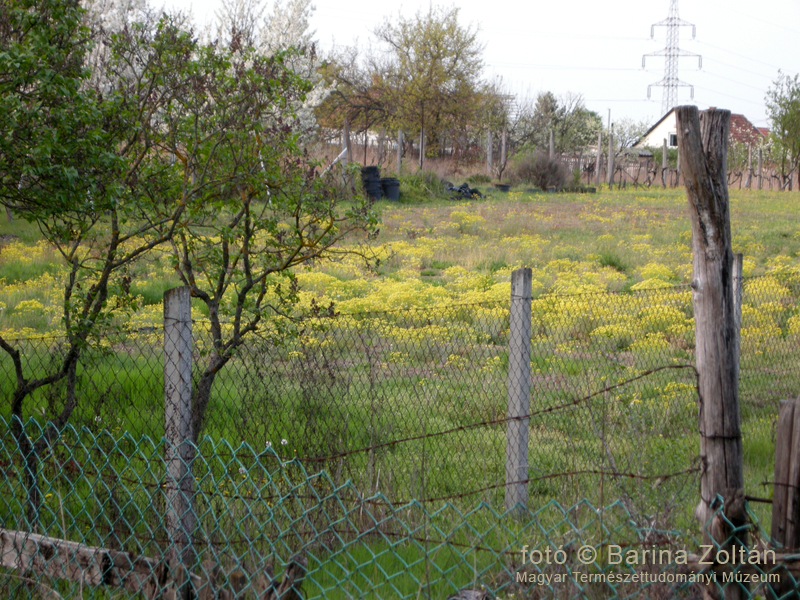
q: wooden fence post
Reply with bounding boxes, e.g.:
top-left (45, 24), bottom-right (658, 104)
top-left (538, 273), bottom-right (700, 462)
top-left (506, 268), bottom-right (532, 514)
top-left (677, 106), bottom-right (745, 600)
top-left (758, 147), bottom-right (763, 190)
top-left (419, 128), bottom-right (424, 170)
top-left (770, 398), bottom-right (800, 599)
top-left (500, 128), bottom-right (508, 180)
top-left (164, 286), bottom-right (195, 600)
top-left (486, 130), bottom-right (493, 177)
top-left (607, 126), bottom-right (614, 188)
top-left (595, 132), bottom-right (602, 187)
top-left (662, 138), bottom-right (668, 188)
top-left (397, 130), bottom-right (403, 175)
top-left (342, 118), bottom-right (353, 165)
top-left (744, 145), bottom-right (753, 189)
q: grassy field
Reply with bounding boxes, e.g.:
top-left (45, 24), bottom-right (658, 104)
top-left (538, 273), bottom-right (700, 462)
top-left (1, 185), bottom-right (799, 598)
top-left (2, 185), bottom-right (800, 334)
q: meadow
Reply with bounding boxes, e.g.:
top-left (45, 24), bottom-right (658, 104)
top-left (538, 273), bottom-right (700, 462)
top-left (1, 185), bottom-right (800, 598)
top-left (1, 185), bottom-right (799, 334)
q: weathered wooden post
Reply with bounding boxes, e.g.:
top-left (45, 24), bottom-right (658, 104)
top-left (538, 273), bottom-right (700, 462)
top-left (677, 106), bottom-right (745, 600)
top-left (549, 129), bottom-right (555, 161)
top-left (500, 128), bottom-right (508, 180)
top-left (419, 127), bottom-right (425, 170)
top-left (486, 130), bottom-right (493, 177)
top-left (607, 125), bottom-right (614, 188)
top-left (595, 132), bottom-right (602, 187)
top-left (662, 138), bottom-right (668, 188)
top-left (342, 117), bottom-right (353, 165)
top-left (770, 397), bottom-right (800, 599)
top-left (506, 268), bottom-right (532, 514)
top-left (164, 287), bottom-right (195, 599)
top-left (396, 130), bottom-right (403, 174)
top-left (757, 147), bottom-right (763, 190)
top-left (744, 145), bottom-right (753, 189)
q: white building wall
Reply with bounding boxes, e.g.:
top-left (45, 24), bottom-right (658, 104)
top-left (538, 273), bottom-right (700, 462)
top-left (636, 111), bottom-right (678, 148)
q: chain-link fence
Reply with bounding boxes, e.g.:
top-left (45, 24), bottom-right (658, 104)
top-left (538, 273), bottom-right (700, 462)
top-left (1, 277), bottom-right (799, 521)
top-left (0, 417), bottom-right (792, 600)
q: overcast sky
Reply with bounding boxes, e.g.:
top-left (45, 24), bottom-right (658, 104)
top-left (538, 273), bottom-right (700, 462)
top-left (160, 0), bottom-right (800, 129)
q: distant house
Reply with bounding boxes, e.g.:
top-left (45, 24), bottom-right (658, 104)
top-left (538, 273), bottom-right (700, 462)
top-left (632, 108), bottom-right (766, 149)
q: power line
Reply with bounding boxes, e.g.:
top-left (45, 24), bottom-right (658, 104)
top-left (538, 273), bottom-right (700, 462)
top-left (692, 84), bottom-right (766, 108)
top-left (695, 39), bottom-right (782, 72)
top-left (701, 56), bottom-right (776, 81)
top-left (703, 1), bottom-right (800, 36)
top-left (699, 70), bottom-right (767, 94)
top-left (486, 62), bottom-right (644, 72)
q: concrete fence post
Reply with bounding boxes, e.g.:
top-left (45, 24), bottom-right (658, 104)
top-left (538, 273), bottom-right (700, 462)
top-left (506, 268), bottom-right (532, 514)
top-left (164, 286), bottom-right (195, 599)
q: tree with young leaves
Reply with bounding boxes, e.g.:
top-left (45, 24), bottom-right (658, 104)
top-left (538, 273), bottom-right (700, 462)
top-left (0, 0), bottom-right (376, 528)
top-left (373, 5), bottom-right (484, 162)
top-left (146, 33), bottom-right (378, 442)
top-left (766, 70), bottom-right (800, 189)
top-left (0, 0), bottom-right (193, 528)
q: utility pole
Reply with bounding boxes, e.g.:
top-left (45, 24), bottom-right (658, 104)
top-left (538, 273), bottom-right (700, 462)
top-left (643, 0), bottom-right (702, 115)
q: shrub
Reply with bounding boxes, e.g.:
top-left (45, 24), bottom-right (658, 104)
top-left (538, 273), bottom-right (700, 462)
top-left (399, 170), bottom-right (448, 202)
top-left (511, 152), bottom-right (568, 189)
top-left (466, 173), bottom-right (491, 185)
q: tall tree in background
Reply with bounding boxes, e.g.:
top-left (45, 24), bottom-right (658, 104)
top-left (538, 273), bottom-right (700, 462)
top-left (212, 0), bottom-right (329, 136)
top-left (514, 92), bottom-right (602, 154)
top-left (766, 71), bottom-right (800, 189)
top-left (373, 5), bottom-right (484, 161)
top-left (612, 117), bottom-right (651, 154)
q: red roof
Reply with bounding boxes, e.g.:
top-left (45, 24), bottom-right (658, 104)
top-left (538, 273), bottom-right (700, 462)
top-left (729, 114), bottom-right (766, 145)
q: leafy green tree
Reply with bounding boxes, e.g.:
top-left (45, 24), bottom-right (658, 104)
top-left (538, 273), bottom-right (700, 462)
top-left (766, 71), bottom-right (800, 189)
top-left (141, 34), bottom-right (379, 442)
top-left (0, 0), bottom-right (374, 526)
top-left (0, 0), bottom-right (190, 527)
top-left (373, 5), bottom-right (484, 163)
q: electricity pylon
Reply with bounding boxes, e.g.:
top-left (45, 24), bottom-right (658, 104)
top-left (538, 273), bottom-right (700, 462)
top-left (643, 0), bottom-right (702, 115)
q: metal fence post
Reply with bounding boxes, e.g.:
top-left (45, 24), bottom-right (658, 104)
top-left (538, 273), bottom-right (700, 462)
top-left (506, 268), bottom-right (532, 514)
top-left (164, 286), bottom-right (195, 598)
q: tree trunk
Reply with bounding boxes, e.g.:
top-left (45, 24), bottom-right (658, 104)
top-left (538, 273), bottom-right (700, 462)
top-left (191, 358), bottom-right (225, 446)
top-left (677, 105), bottom-right (745, 600)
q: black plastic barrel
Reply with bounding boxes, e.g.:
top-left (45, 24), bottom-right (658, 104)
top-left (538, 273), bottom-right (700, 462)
top-left (360, 166), bottom-right (382, 200)
top-left (380, 177), bottom-right (400, 201)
